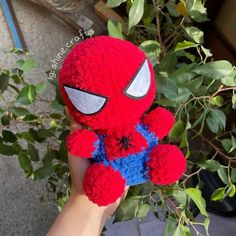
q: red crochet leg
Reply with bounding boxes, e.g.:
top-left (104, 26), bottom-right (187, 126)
top-left (83, 163), bottom-right (126, 206)
top-left (147, 144), bottom-right (186, 185)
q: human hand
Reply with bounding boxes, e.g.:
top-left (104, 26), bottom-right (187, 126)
top-left (46, 110), bottom-right (128, 236)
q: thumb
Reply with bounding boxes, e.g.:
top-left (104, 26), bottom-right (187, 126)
top-left (65, 108), bottom-right (83, 132)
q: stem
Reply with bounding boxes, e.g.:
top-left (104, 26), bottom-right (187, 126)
top-left (152, 0), bottom-right (164, 57)
top-left (192, 129), bottom-right (236, 161)
top-left (211, 86), bottom-right (236, 98)
top-left (163, 193), bottom-right (204, 236)
top-left (8, 84), bottom-right (20, 93)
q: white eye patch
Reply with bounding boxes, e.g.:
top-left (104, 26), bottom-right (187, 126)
top-left (124, 59), bottom-right (151, 99)
top-left (64, 85), bottom-right (107, 115)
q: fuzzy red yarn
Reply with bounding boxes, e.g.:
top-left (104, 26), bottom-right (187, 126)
top-left (66, 129), bottom-right (97, 158)
top-left (83, 163), bottom-right (126, 206)
top-left (59, 36), bottom-right (156, 131)
top-left (142, 107), bottom-right (175, 140)
top-left (148, 144), bottom-right (186, 185)
top-left (104, 127), bottom-right (148, 160)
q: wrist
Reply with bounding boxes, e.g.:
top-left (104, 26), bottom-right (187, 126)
top-left (69, 193), bottom-right (109, 230)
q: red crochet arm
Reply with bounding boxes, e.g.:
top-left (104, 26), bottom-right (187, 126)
top-left (66, 129), bottom-right (98, 158)
top-left (142, 107), bottom-right (175, 140)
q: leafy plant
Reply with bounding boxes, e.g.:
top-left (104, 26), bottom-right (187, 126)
top-left (0, 0), bottom-right (236, 235)
top-left (106, 0), bottom-right (236, 235)
top-left (0, 50), bottom-right (70, 209)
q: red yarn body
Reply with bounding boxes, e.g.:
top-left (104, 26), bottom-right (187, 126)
top-left (104, 127), bottom-right (148, 160)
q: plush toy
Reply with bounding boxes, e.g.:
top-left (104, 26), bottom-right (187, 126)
top-left (59, 36), bottom-right (186, 206)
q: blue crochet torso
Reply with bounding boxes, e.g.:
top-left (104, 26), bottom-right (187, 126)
top-left (92, 123), bottom-right (158, 186)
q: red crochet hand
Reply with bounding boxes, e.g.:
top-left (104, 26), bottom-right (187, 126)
top-left (66, 129), bottom-right (98, 158)
top-left (142, 107), bottom-right (175, 140)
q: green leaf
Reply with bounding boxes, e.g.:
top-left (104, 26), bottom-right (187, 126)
top-left (209, 96), bottom-right (224, 107)
top-left (227, 183), bottom-right (236, 197)
top-left (221, 70), bottom-right (236, 86)
top-left (169, 119), bottom-right (185, 141)
top-left (157, 76), bottom-right (178, 99)
top-left (185, 188), bottom-right (208, 216)
top-left (185, 26), bottom-right (204, 44)
top-left (173, 224), bottom-right (185, 236)
top-left (107, 19), bottom-right (124, 39)
top-left (28, 143), bottom-right (39, 161)
top-left (0, 142), bottom-right (21, 155)
top-left (163, 214), bottom-right (176, 236)
top-left (50, 100), bottom-right (64, 111)
top-left (185, 76), bottom-right (203, 92)
top-left (231, 168), bottom-right (236, 183)
top-left (221, 139), bottom-right (232, 153)
top-left (143, 4), bottom-right (156, 25)
top-left (206, 109), bottom-right (226, 134)
top-left (0, 70), bottom-right (10, 92)
top-left (139, 40), bottom-right (160, 54)
top-left (114, 197), bottom-right (141, 222)
top-left (11, 68), bottom-right (24, 84)
top-left (232, 93), bottom-right (236, 109)
top-left (18, 152), bottom-right (33, 176)
top-left (16, 85), bottom-right (36, 105)
top-left (158, 51), bottom-right (177, 73)
top-left (193, 61), bottom-right (233, 80)
top-left (204, 218), bottom-right (210, 236)
top-left (36, 82), bottom-right (47, 94)
top-left (211, 187), bottom-right (225, 201)
top-left (21, 132), bottom-right (35, 142)
top-left (174, 41), bottom-right (198, 51)
top-left (201, 45), bottom-right (212, 59)
top-left (169, 63), bottom-right (197, 84)
top-left (9, 107), bottom-right (29, 116)
top-left (136, 203), bottom-right (151, 218)
top-left (105, 0), bottom-right (125, 7)
top-left (139, 40), bottom-right (160, 66)
top-left (197, 160), bottom-right (221, 172)
top-left (217, 167), bottom-right (228, 184)
top-left (0, 108), bottom-right (4, 118)
top-left (176, 87), bottom-right (191, 103)
top-left (21, 58), bottom-right (38, 72)
top-left (49, 113), bottom-right (62, 119)
top-left (179, 130), bottom-right (190, 157)
top-left (166, 0), bottom-right (180, 17)
top-left (42, 148), bottom-right (57, 165)
top-left (2, 130), bottom-right (17, 143)
top-left (33, 165), bottom-right (53, 180)
top-left (186, 0), bottom-right (208, 23)
top-left (173, 189), bottom-right (187, 206)
top-left (128, 0), bottom-right (145, 31)
top-left (225, 136), bottom-right (236, 153)
top-left (1, 115), bottom-right (10, 126)
top-left (38, 129), bottom-right (54, 138)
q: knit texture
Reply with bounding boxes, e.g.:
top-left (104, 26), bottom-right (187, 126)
top-left (59, 36), bottom-right (187, 206)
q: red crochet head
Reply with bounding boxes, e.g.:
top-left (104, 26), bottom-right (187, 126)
top-left (59, 36), bottom-right (156, 131)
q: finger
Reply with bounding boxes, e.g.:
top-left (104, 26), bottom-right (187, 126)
top-left (68, 154), bottom-right (91, 194)
top-left (65, 108), bottom-right (83, 132)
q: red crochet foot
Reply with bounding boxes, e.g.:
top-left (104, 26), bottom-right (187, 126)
top-left (147, 144), bottom-right (186, 185)
top-left (83, 163), bottom-right (126, 206)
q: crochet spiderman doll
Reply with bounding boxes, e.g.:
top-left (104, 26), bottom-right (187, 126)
top-left (59, 36), bottom-right (186, 206)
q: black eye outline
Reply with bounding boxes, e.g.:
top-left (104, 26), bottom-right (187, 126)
top-left (123, 59), bottom-right (151, 100)
top-left (63, 84), bottom-right (108, 115)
